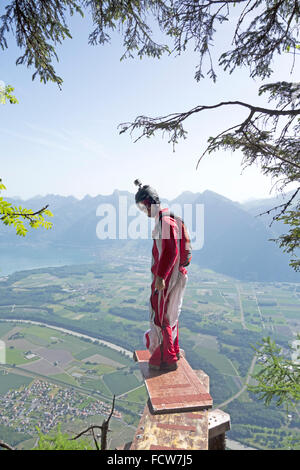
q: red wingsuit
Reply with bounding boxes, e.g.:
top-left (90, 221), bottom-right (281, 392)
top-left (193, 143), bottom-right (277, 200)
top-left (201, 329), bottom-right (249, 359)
top-left (144, 208), bottom-right (188, 367)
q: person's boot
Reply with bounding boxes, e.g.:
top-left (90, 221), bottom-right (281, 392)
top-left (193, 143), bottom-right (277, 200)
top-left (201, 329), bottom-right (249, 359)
top-left (176, 349), bottom-right (185, 360)
top-left (160, 361), bottom-right (178, 371)
top-left (148, 363), bottom-right (161, 370)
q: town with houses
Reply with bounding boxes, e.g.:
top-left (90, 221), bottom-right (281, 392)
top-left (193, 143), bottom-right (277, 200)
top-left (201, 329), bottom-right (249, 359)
top-left (0, 378), bottom-right (122, 436)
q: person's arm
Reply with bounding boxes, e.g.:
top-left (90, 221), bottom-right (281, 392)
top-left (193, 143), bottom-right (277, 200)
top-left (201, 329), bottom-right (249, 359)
top-left (156, 216), bottom-right (179, 283)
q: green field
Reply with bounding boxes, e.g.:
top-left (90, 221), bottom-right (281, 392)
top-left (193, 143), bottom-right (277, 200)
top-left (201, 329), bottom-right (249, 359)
top-left (0, 424), bottom-right (32, 448)
top-left (103, 370), bottom-right (141, 396)
top-left (0, 261), bottom-right (299, 450)
top-left (122, 385), bottom-right (147, 404)
top-left (193, 345), bottom-right (238, 376)
top-left (0, 372), bottom-right (33, 394)
top-left (21, 324), bottom-right (66, 342)
top-left (0, 322), bottom-right (14, 337)
top-left (5, 347), bottom-right (39, 365)
top-left (74, 345), bottom-right (131, 366)
top-left (79, 377), bottom-right (113, 395)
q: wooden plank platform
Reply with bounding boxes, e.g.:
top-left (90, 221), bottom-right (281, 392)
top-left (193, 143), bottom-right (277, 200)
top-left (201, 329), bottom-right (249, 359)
top-left (130, 403), bottom-right (209, 450)
top-left (128, 406), bottom-right (231, 451)
top-left (133, 350), bottom-right (213, 414)
top-left (118, 361), bottom-right (230, 451)
top-left (208, 409), bottom-right (231, 439)
top-left (118, 359), bottom-right (230, 451)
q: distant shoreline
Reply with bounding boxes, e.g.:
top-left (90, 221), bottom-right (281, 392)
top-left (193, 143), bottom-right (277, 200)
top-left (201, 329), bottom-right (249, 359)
top-left (0, 318), bottom-right (133, 358)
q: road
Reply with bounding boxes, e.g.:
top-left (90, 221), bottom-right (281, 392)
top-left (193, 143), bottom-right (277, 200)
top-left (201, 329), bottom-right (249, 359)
top-left (235, 284), bottom-right (246, 330)
top-left (252, 288), bottom-right (266, 329)
top-left (217, 353), bottom-right (258, 409)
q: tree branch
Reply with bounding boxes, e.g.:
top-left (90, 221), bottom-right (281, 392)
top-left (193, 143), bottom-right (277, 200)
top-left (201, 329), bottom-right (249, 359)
top-left (239, 130), bottom-right (300, 171)
top-left (0, 440), bottom-right (15, 450)
top-left (101, 394), bottom-right (115, 450)
top-left (70, 395), bottom-right (116, 450)
top-left (169, 100), bottom-right (300, 120)
top-left (121, 98), bottom-right (300, 173)
top-left (120, 99), bottom-right (300, 137)
top-left (71, 424), bottom-right (105, 441)
top-left (256, 187), bottom-right (300, 220)
top-left (91, 426), bottom-right (100, 451)
top-left (0, 205), bottom-right (50, 222)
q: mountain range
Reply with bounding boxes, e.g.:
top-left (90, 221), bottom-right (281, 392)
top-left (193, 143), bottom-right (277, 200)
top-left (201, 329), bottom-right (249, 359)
top-left (0, 189), bottom-right (299, 282)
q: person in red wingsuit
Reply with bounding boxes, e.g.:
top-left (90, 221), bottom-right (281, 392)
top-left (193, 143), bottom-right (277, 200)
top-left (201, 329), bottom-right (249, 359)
top-left (134, 179), bottom-right (192, 371)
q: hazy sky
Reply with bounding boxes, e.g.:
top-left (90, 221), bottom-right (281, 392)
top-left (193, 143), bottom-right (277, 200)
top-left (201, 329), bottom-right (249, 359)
top-left (1, 6), bottom-right (299, 203)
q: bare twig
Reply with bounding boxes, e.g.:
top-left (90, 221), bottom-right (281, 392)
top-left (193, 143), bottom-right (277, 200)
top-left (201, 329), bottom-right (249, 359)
top-left (91, 427), bottom-right (100, 451)
top-left (70, 395), bottom-right (116, 450)
top-left (255, 187), bottom-right (300, 222)
top-left (101, 395), bottom-right (115, 450)
top-left (0, 440), bottom-right (15, 450)
top-left (71, 424), bottom-right (104, 441)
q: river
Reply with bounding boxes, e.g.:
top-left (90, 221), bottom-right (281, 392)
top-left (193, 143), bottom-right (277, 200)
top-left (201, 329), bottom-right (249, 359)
top-left (0, 318), bottom-right (133, 358)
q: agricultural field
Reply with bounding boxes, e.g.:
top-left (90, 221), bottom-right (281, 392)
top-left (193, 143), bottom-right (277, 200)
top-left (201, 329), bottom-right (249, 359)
top-left (0, 372), bottom-right (33, 395)
top-left (0, 259), bottom-right (299, 450)
top-left (0, 322), bottom-right (140, 395)
top-left (0, 320), bottom-right (144, 449)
